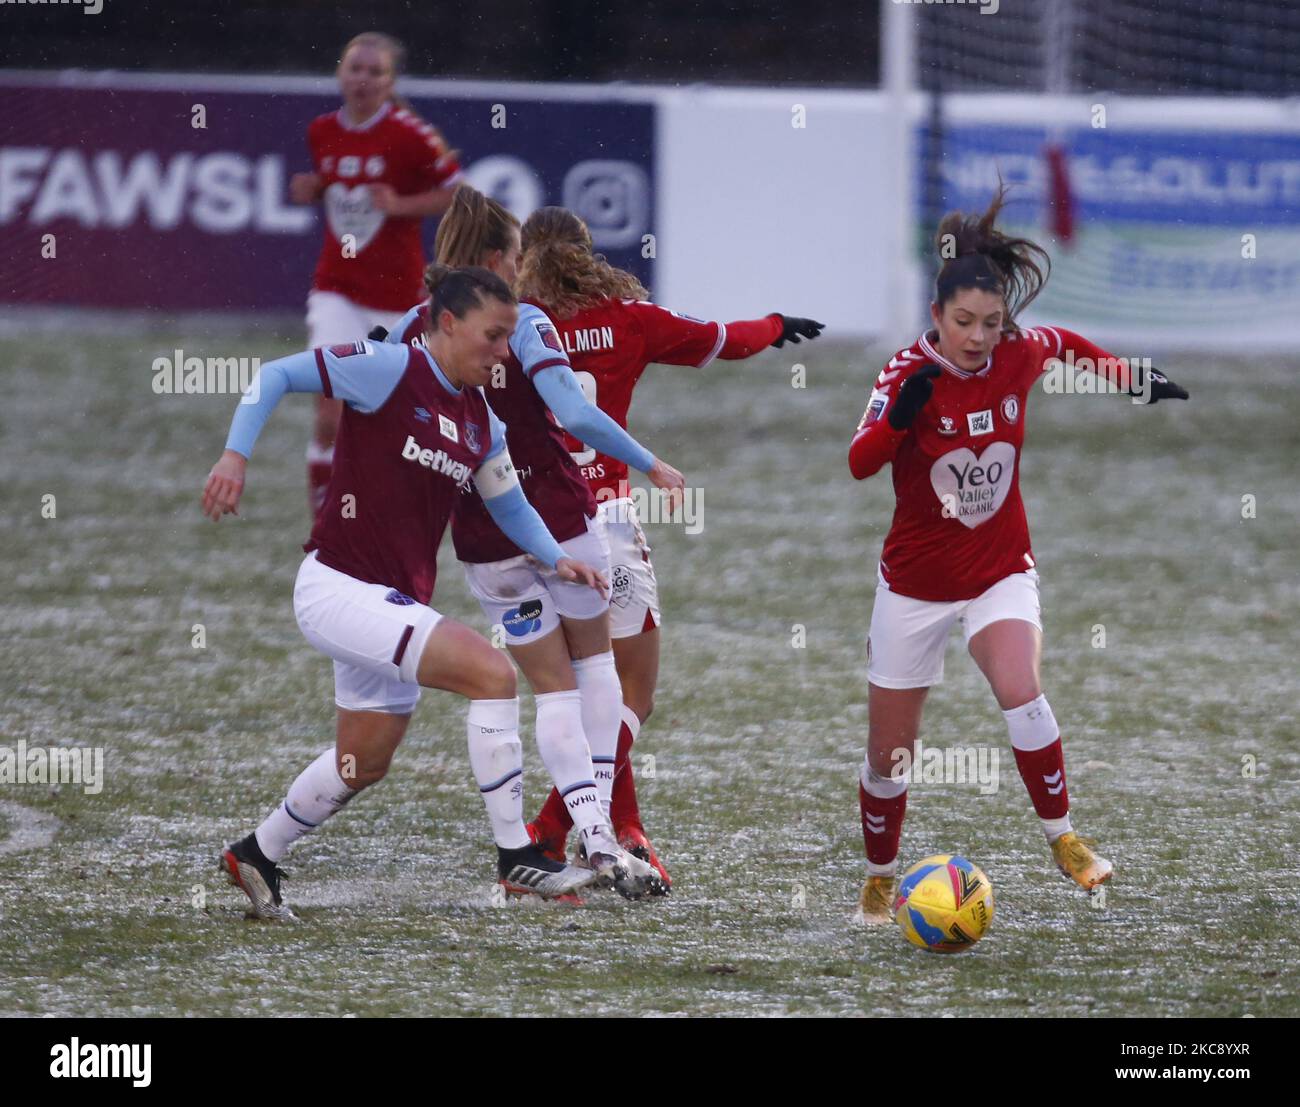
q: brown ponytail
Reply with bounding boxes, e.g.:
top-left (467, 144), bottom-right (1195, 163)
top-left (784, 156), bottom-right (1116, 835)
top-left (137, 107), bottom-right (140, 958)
top-left (515, 207), bottom-right (649, 318)
top-left (934, 183), bottom-right (1051, 329)
top-left (433, 184), bottom-right (520, 272)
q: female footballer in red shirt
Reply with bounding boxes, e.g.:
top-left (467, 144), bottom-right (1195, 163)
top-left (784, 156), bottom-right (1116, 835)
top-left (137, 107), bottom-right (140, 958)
top-left (848, 189), bottom-right (1188, 921)
top-left (289, 31), bottom-right (463, 515)
top-left (514, 206), bottom-right (825, 887)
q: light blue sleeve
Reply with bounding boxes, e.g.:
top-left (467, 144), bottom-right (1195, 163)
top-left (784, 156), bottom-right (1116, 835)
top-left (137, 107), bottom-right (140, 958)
top-left (484, 400), bottom-right (508, 459)
top-left (385, 305), bottom-right (422, 344)
top-left (532, 364), bottom-right (656, 474)
top-left (223, 342), bottom-right (408, 458)
top-left (511, 303), bottom-right (572, 377)
top-left (481, 484), bottom-right (568, 569)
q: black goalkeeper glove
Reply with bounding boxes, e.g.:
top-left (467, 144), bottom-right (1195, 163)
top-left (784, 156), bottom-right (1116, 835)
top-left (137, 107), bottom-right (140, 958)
top-left (367, 325), bottom-right (390, 341)
top-left (887, 364), bottom-right (942, 430)
top-left (1128, 364), bottom-right (1189, 404)
top-left (771, 315), bottom-right (825, 348)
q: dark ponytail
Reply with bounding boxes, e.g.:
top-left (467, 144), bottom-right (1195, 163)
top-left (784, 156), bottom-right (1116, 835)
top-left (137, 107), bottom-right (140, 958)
top-left (423, 264), bottom-right (515, 323)
top-left (934, 183), bottom-right (1051, 329)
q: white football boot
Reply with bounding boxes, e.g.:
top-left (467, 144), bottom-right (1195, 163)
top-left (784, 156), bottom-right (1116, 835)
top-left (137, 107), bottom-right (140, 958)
top-left (578, 822), bottom-right (666, 899)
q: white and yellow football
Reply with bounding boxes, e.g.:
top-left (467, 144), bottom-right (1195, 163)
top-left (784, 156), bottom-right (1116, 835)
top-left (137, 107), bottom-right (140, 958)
top-left (893, 854), bottom-right (994, 953)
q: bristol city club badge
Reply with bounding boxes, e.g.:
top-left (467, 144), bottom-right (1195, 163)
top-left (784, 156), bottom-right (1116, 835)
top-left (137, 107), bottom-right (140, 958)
top-left (1001, 395), bottom-right (1020, 424)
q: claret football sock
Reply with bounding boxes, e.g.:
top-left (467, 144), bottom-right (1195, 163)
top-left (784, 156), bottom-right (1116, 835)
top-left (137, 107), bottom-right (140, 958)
top-left (609, 707), bottom-right (642, 830)
top-left (531, 785), bottom-right (573, 849)
top-left (859, 762), bottom-right (908, 873)
top-left (255, 748), bottom-right (356, 862)
top-left (1002, 694), bottom-right (1073, 834)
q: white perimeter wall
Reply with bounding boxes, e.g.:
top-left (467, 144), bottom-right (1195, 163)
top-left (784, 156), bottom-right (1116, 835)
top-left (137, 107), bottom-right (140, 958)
top-left (655, 88), bottom-right (919, 347)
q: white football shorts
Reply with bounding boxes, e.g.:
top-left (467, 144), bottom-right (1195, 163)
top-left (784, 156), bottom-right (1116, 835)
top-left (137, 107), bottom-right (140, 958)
top-left (596, 497), bottom-right (661, 639)
top-left (293, 552), bottom-right (442, 714)
top-left (462, 517), bottom-right (610, 647)
top-left (306, 289), bottom-right (404, 348)
top-left (866, 567), bottom-right (1042, 690)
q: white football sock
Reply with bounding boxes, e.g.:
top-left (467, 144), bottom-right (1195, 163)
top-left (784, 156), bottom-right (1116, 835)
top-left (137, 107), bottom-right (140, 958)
top-left (1002, 694), bottom-right (1073, 840)
top-left (1041, 816), bottom-right (1073, 842)
top-left (255, 748), bottom-right (356, 862)
top-left (860, 761), bottom-right (908, 798)
top-left (1002, 694), bottom-right (1060, 751)
top-left (534, 689), bottom-right (603, 834)
top-left (572, 651), bottom-right (621, 817)
top-left (467, 697), bottom-right (530, 849)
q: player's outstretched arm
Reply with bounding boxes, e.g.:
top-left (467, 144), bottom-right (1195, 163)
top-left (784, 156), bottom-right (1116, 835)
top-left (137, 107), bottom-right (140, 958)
top-left (1124, 364), bottom-right (1189, 404)
top-left (202, 351), bottom-right (324, 521)
top-left (532, 365), bottom-right (687, 509)
top-left (532, 364), bottom-right (665, 472)
top-left (769, 314), bottom-right (825, 349)
top-left (636, 304), bottom-right (824, 364)
top-left (201, 344), bottom-right (407, 521)
top-left (1049, 328), bottom-right (1189, 404)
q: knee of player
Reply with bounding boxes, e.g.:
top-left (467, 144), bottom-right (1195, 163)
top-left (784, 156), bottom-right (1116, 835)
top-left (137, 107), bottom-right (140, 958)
top-left (480, 652), bottom-right (517, 700)
top-left (349, 757), bottom-right (392, 790)
top-left (1000, 683), bottom-right (1044, 712)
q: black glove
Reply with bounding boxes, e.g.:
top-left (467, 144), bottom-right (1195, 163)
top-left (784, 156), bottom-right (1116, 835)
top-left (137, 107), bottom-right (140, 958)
top-left (367, 325), bottom-right (390, 341)
top-left (771, 315), bottom-right (824, 348)
top-left (1129, 364), bottom-right (1189, 404)
top-left (887, 364), bottom-right (942, 430)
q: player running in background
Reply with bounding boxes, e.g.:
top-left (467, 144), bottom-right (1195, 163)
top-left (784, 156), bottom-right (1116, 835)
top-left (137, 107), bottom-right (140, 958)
top-left (202, 267), bottom-right (610, 918)
top-left (847, 187), bottom-right (1189, 921)
top-left (514, 206), bottom-right (825, 887)
top-left (387, 185), bottom-right (685, 898)
top-left (289, 31), bottom-right (463, 515)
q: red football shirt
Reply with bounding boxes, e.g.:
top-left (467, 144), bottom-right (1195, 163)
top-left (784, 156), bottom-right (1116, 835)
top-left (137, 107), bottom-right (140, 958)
top-left (307, 104), bottom-right (461, 312)
top-left (848, 325), bottom-right (1123, 603)
top-left (549, 299), bottom-right (779, 500)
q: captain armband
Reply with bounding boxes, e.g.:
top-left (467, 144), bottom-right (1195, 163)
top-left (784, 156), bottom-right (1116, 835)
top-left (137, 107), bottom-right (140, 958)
top-left (474, 449), bottom-right (521, 499)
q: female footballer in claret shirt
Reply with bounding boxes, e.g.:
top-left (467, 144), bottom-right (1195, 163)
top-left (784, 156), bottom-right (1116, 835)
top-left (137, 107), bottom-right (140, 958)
top-left (512, 206), bottom-right (824, 889)
top-left (289, 31), bottom-right (463, 515)
top-left (201, 267), bottom-right (613, 918)
top-left (386, 185), bottom-right (686, 899)
top-left (847, 187), bottom-right (1188, 922)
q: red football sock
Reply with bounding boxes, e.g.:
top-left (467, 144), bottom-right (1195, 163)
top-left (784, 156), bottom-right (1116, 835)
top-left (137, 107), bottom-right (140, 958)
top-left (531, 786), bottom-right (572, 848)
top-left (610, 718), bottom-right (641, 831)
top-left (859, 778), bottom-right (907, 870)
top-left (1012, 739), bottom-right (1070, 820)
